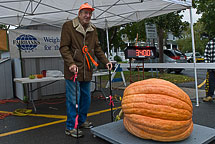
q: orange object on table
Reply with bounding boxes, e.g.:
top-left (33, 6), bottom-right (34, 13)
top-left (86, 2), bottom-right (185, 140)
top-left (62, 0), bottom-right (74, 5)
top-left (36, 74), bottom-right (43, 79)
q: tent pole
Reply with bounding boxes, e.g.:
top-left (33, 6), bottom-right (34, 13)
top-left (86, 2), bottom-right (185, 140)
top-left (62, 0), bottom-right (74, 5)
top-left (105, 19), bottom-right (110, 59)
top-left (189, 7), bottom-right (199, 106)
top-left (31, 0), bottom-right (33, 14)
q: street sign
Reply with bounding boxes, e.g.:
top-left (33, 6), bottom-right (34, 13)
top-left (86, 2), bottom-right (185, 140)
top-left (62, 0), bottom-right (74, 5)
top-left (145, 23), bottom-right (157, 39)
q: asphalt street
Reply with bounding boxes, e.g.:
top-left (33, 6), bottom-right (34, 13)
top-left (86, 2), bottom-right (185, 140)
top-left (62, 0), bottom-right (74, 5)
top-left (0, 72), bottom-right (215, 144)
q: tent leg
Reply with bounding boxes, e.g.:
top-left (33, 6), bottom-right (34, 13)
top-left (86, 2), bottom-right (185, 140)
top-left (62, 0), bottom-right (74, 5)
top-left (189, 8), bottom-right (199, 106)
top-left (105, 20), bottom-right (110, 60)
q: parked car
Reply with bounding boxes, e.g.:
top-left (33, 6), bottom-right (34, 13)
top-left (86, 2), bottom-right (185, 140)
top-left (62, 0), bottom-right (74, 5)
top-left (185, 52), bottom-right (204, 63)
top-left (163, 49), bottom-right (187, 73)
top-left (134, 49), bottom-right (187, 74)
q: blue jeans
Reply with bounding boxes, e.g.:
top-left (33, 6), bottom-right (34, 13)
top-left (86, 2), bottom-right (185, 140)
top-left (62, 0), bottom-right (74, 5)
top-left (65, 80), bottom-right (91, 130)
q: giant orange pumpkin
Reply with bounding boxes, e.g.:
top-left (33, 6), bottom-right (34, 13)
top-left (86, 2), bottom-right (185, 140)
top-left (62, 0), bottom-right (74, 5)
top-left (122, 78), bottom-right (193, 142)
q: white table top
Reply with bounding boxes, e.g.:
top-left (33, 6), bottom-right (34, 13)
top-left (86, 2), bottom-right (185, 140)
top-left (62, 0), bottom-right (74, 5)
top-left (14, 71), bottom-right (110, 84)
top-left (92, 71), bottom-right (110, 77)
top-left (14, 76), bottom-right (64, 84)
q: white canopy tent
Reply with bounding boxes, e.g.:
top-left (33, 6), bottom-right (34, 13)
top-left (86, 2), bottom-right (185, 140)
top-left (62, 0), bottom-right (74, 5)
top-left (0, 0), bottom-right (191, 29)
top-left (0, 0), bottom-right (193, 58)
top-left (0, 0), bottom-right (200, 105)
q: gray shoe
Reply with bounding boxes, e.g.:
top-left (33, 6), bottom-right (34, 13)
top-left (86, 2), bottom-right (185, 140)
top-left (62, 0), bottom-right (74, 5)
top-left (80, 121), bottom-right (93, 129)
top-left (65, 128), bottom-right (83, 138)
top-left (203, 96), bottom-right (213, 102)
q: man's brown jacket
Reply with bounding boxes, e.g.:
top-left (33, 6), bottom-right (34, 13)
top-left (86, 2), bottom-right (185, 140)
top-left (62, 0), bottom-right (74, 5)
top-left (60, 17), bottom-right (109, 81)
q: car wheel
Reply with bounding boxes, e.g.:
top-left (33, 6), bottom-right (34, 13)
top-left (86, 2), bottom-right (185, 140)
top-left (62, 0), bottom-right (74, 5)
top-left (144, 68), bottom-right (149, 72)
top-left (165, 69), bottom-right (172, 73)
top-left (174, 69), bottom-right (183, 74)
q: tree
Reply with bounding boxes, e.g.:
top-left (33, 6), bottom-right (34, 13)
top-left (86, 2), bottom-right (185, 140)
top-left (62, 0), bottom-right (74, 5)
top-left (146, 12), bottom-right (188, 65)
top-left (177, 21), bottom-right (208, 55)
top-left (0, 24), bottom-right (7, 29)
top-left (120, 20), bottom-right (147, 43)
top-left (97, 26), bottom-right (126, 55)
top-left (193, 0), bottom-right (215, 38)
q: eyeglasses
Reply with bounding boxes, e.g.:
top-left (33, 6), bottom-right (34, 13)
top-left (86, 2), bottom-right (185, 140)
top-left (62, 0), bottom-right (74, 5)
top-left (81, 10), bottom-right (92, 16)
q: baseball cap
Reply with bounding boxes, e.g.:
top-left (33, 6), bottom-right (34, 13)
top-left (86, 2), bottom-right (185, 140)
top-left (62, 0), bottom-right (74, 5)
top-left (79, 3), bottom-right (95, 12)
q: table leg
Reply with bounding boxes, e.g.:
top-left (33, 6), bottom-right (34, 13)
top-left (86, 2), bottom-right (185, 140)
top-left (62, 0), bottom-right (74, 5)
top-left (100, 76), bottom-right (102, 90)
top-left (91, 76), bottom-right (97, 94)
top-left (29, 83), bottom-right (37, 113)
top-left (91, 75), bottom-right (107, 99)
top-left (95, 76), bottom-right (97, 91)
top-left (99, 75), bottom-right (108, 99)
top-left (27, 83), bottom-right (30, 109)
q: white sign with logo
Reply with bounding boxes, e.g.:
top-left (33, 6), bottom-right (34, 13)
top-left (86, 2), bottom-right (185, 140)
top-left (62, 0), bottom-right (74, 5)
top-left (9, 29), bottom-right (61, 58)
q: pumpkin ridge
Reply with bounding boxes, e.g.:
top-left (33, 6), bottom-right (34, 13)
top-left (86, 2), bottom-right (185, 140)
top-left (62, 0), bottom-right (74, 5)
top-left (122, 107), bottom-right (191, 121)
top-left (122, 93), bottom-right (190, 109)
top-left (125, 114), bottom-right (192, 131)
top-left (125, 84), bottom-right (188, 98)
top-left (123, 93), bottom-right (190, 107)
top-left (122, 96), bottom-right (192, 121)
top-left (132, 121), bottom-right (191, 137)
top-left (124, 80), bottom-right (174, 93)
top-left (125, 78), bottom-right (177, 89)
top-left (122, 101), bottom-right (192, 118)
top-left (122, 94), bottom-right (192, 113)
top-left (132, 121), bottom-right (192, 138)
top-left (124, 117), bottom-right (193, 142)
top-left (124, 84), bottom-right (192, 109)
top-left (125, 79), bottom-right (187, 94)
top-left (125, 84), bottom-right (183, 94)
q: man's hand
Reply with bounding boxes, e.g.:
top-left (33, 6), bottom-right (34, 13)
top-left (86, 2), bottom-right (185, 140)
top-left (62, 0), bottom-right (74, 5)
top-left (69, 64), bottom-right (78, 73)
top-left (106, 62), bottom-right (112, 71)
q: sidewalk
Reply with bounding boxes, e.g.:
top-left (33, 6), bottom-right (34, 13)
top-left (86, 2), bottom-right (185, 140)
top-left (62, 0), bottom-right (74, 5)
top-left (181, 87), bottom-right (205, 99)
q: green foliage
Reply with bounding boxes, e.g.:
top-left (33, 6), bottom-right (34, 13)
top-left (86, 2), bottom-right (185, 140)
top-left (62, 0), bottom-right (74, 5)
top-left (194, 0), bottom-right (215, 38)
top-left (111, 27), bottom-right (127, 51)
top-left (114, 55), bottom-right (122, 62)
top-left (97, 28), bottom-right (106, 52)
top-left (0, 25), bottom-right (7, 29)
top-left (146, 12), bottom-right (188, 65)
top-left (120, 20), bottom-right (147, 42)
top-left (146, 12), bottom-right (188, 38)
top-left (97, 26), bottom-right (126, 54)
top-left (177, 21), bottom-right (208, 54)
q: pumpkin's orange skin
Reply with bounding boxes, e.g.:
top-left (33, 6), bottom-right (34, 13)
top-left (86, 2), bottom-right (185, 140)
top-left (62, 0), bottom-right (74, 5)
top-left (122, 78), bottom-right (193, 142)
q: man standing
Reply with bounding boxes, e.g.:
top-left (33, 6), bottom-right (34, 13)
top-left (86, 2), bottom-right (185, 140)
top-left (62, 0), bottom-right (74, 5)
top-left (203, 38), bottom-right (215, 102)
top-left (60, 3), bottom-right (112, 137)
